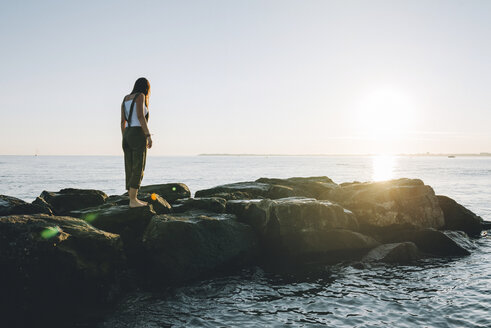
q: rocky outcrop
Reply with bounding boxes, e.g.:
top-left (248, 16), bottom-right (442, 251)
top-left (323, 179), bottom-right (445, 232)
top-left (0, 214), bottom-right (125, 325)
top-left (0, 194), bottom-right (52, 216)
top-left (142, 210), bottom-right (257, 284)
top-left (363, 242), bottom-right (421, 263)
top-left (173, 197), bottom-right (227, 213)
top-left (0, 174), bottom-right (486, 324)
top-left (37, 188), bottom-right (108, 215)
top-left (437, 195), bottom-right (484, 237)
top-left (226, 197), bottom-right (376, 258)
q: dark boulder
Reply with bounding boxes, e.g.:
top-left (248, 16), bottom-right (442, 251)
top-left (173, 197), bottom-right (227, 213)
top-left (70, 203), bottom-right (156, 263)
top-left (0, 194), bottom-right (52, 216)
top-left (362, 242), bottom-right (421, 263)
top-left (286, 229), bottom-right (379, 259)
top-left (380, 228), bottom-right (470, 256)
top-left (37, 188), bottom-right (107, 215)
top-left (195, 181), bottom-right (272, 200)
top-left (142, 210), bottom-right (257, 284)
top-left (106, 193), bottom-right (172, 215)
top-left (0, 214), bottom-right (125, 326)
top-left (226, 197), bottom-right (370, 258)
top-left (256, 176), bottom-right (338, 199)
top-left (136, 183), bottom-right (191, 203)
top-left (70, 203), bottom-right (155, 236)
top-left (324, 178), bottom-right (445, 232)
top-left (437, 195), bottom-right (484, 237)
top-left (195, 177), bottom-right (338, 200)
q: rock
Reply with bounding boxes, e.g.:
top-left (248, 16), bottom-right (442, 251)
top-left (226, 197), bottom-right (367, 257)
top-left (141, 193), bottom-right (172, 214)
top-left (70, 204), bottom-right (156, 263)
top-left (70, 203), bottom-right (155, 236)
top-left (136, 183), bottom-right (191, 203)
top-left (195, 177), bottom-right (338, 200)
top-left (32, 196), bottom-right (55, 214)
top-left (0, 214), bottom-right (125, 325)
top-left (443, 231), bottom-right (477, 252)
top-left (437, 195), bottom-right (484, 237)
top-left (363, 242), bottom-right (421, 263)
top-left (173, 197), bottom-right (227, 213)
top-left (0, 194), bottom-right (52, 216)
top-left (37, 188), bottom-right (107, 215)
top-left (324, 178), bottom-right (445, 232)
top-left (195, 181), bottom-right (272, 200)
top-left (287, 229), bottom-right (379, 257)
top-left (256, 176), bottom-right (338, 199)
top-left (381, 228), bottom-right (470, 256)
top-left (142, 210), bottom-right (257, 284)
top-left (106, 193), bottom-right (172, 215)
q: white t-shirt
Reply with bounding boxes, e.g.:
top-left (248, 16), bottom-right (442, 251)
top-left (124, 98), bottom-right (148, 127)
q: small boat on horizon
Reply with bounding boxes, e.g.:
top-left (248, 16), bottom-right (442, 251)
top-left (448, 155), bottom-right (456, 158)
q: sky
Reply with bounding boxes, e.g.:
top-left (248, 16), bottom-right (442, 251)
top-left (0, 0), bottom-right (490, 155)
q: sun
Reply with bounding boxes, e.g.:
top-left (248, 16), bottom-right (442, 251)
top-left (356, 86), bottom-right (414, 140)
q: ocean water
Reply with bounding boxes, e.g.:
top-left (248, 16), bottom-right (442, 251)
top-left (1, 155), bottom-right (490, 327)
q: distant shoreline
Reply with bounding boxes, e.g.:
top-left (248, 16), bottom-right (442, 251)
top-left (1, 153), bottom-right (490, 157)
top-left (199, 153), bottom-right (491, 157)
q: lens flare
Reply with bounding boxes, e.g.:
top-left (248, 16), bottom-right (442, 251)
top-left (172, 187), bottom-right (177, 192)
top-left (151, 193), bottom-right (157, 201)
top-left (41, 226), bottom-right (60, 239)
top-left (83, 213), bottom-right (98, 223)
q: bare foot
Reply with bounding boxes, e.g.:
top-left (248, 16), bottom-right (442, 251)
top-left (129, 199), bottom-right (146, 208)
top-left (137, 199), bottom-right (148, 206)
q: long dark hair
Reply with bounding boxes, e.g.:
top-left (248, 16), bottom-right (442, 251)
top-left (131, 77), bottom-right (150, 108)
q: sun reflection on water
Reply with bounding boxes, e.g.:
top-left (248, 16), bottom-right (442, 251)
top-left (372, 155), bottom-right (395, 181)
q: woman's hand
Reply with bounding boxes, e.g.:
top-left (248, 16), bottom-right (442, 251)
top-left (146, 135), bottom-right (153, 149)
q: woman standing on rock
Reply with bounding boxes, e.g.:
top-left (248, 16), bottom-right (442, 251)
top-left (121, 77), bottom-right (153, 207)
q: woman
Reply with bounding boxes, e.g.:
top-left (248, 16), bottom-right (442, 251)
top-left (121, 77), bottom-right (153, 207)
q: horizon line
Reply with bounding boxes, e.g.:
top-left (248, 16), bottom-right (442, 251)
top-left (1, 152), bottom-right (491, 157)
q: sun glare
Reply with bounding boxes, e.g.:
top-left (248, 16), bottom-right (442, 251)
top-left (372, 155), bottom-right (395, 181)
top-left (357, 86), bottom-right (414, 140)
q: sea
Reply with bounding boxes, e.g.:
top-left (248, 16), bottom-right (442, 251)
top-left (1, 155), bottom-right (490, 327)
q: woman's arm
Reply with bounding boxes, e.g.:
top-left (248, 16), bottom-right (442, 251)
top-left (121, 102), bottom-right (126, 135)
top-left (136, 93), bottom-right (152, 148)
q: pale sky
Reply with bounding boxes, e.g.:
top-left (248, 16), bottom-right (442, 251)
top-left (1, 0), bottom-right (490, 155)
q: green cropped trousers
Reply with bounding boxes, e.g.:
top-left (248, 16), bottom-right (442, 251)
top-left (122, 127), bottom-right (147, 190)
